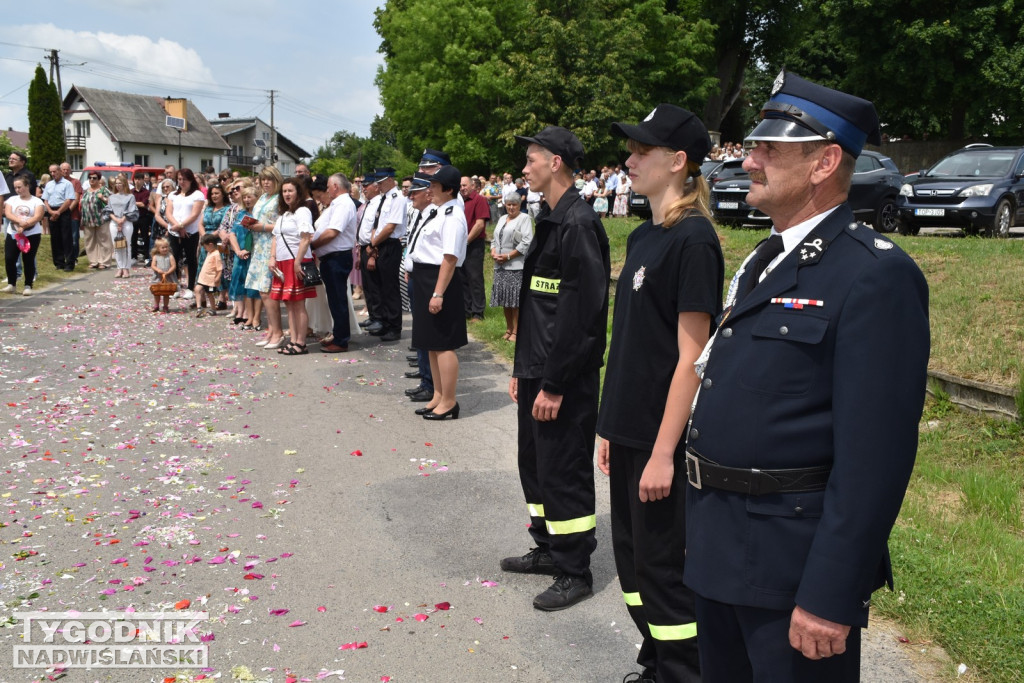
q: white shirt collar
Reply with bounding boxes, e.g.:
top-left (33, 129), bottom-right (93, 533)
top-left (765, 206), bottom-right (839, 274)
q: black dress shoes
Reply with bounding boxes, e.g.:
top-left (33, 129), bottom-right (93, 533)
top-left (358, 318), bottom-right (376, 328)
top-left (422, 402), bottom-right (460, 420)
top-left (406, 354), bottom-right (418, 362)
top-left (366, 323), bottom-right (385, 335)
top-left (408, 387), bottom-right (432, 402)
top-left (533, 572), bottom-right (593, 611)
top-left (405, 370), bottom-right (422, 379)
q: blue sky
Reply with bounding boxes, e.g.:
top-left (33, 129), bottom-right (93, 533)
top-left (0, 1), bottom-right (386, 156)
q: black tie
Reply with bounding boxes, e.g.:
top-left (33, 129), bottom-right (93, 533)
top-left (745, 234), bottom-right (785, 295)
top-left (407, 208), bottom-right (436, 257)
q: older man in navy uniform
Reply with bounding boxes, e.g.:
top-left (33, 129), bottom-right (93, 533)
top-left (683, 71), bottom-right (930, 681)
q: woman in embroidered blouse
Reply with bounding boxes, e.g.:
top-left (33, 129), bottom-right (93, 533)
top-left (101, 174), bottom-right (140, 278)
top-left (227, 186), bottom-right (260, 327)
top-left (81, 172), bottom-right (112, 269)
top-left (198, 185), bottom-right (229, 308)
top-left (268, 178), bottom-right (316, 355)
top-left (244, 166), bottom-right (284, 344)
top-left (489, 190), bottom-right (533, 342)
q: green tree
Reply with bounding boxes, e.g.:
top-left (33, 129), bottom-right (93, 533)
top-left (699, 0), bottom-right (811, 137)
top-left (817, 0), bottom-right (1024, 141)
top-left (374, 0), bottom-right (715, 173)
top-left (26, 64), bottom-right (64, 176)
top-left (309, 129), bottom-right (415, 180)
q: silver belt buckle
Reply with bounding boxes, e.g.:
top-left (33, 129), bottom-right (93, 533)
top-left (685, 451), bottom-right (702, 490)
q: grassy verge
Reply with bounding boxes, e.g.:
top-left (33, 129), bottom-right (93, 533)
top-left (0, 234), bottom-right (83, 298)
top-left (874, 393), bottom-right (1024, 683)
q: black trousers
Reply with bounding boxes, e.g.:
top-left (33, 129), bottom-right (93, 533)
top-left (360, 239), bottom-right (402, 333)
top-left (49, 211), bottom-right (75, 268)
top-left (516, 373), bottom-right (599, 577)
top-left (460, 238), bottom-right (486, 319)
top-left (6, 233), bottom-right (41, 286)
top-left (319, 250), bottom-right (353, 346)
top-left (694, 595), bottom-right (862, 683)
top-left (170, 232), bottom-right (200, 290)
top-left (610, 443), bottom-right (700, 683)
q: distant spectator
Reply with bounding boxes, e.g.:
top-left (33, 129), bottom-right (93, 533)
top-left (3, 176), bottom-right (44, 295)
top-left (101, 174), bottom-right (139, 279)
top-left (490, 190), bottom-right (533, 342)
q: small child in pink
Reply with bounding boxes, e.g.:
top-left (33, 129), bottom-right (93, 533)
top-left (195, 234), bottom-right (223, 317)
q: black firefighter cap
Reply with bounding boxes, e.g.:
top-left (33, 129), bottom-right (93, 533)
top-left (746, 70), bottom-right (881, 156)
top-left (515, 126), bottom-right (585, 169)
top-left (611, 104), bottom-right (712, 170)
top-left (419, 149), bottom-right (451, 167)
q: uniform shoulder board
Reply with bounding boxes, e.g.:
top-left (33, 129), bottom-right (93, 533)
top-left (445, 206), bottom-right (454, 215)
top-left (846, 221), bottom-right (895, 258)
top-left (389, 190), bottom-right (398, 199)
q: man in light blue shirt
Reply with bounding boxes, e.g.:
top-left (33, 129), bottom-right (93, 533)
top-left (603, 168), bottom-right (619, 218)
top-left (41, 163), bottom-right (77, 270)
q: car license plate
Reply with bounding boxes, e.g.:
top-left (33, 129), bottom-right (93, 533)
top-left (914, 208), bottom-right (945, 217)
top-left (717, 201), bottom-right (739, 210)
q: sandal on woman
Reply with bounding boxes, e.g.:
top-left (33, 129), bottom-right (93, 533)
top-left (277, 342), bottom-right (308, 356)
top-left (508, 332), bottom-right (517, 343)
top-left (502, 330), bottom-right (512, 341)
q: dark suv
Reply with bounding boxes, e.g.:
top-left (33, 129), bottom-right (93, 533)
top-left (897, 144), bottom-right (1024, 236)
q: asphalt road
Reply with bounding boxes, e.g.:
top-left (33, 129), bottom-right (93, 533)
top-left (0, 268), bottom-right (932, 682)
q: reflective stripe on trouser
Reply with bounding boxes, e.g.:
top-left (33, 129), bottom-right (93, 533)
top-left (609, 441), bottom-right (701, 683)
top-left (516, 374), bottom-right (598, 577)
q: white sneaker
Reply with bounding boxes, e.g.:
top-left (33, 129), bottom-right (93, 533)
top-left (23, 287), bottom-right (32, 296)
top-left (183, 290), bottom-right (195, 299)
top-left (1, 284), bottom-right (14, 293)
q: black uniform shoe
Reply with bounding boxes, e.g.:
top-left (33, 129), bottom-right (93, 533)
top-left (408, 387), bottom-right (433, 402)
top-left (366, 323), bottom-right (385, 335)
top-left (406, 354), bottom-right (418, 362)
top-left (358, 318), bottom-right (376, 329)
top-left (621, 669), bottom-right (657, 683)
top-left (532, 572), bottom-right (593, 611)
top-left (409, 361), bottom-right (419, 367)
top-left (500, 547), bottom-right (557, 575)
top-left (380, 329), bottom-right (401, 342)
top-left (405, 370), bottom-right (422, 379)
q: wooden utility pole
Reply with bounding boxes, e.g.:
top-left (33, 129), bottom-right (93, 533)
top-left (269, 89), bottom-right (277, 169)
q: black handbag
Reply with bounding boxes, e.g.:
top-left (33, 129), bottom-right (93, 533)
top-left (280, 217), bottom-right (322, 286)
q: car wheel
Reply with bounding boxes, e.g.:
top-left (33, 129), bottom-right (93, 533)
top-left (874, 197), bottom-right (899, 233)
top-left (989, 198), bottom-right (1013, 237)
top-left (897, 218), bottom-right (920, 236)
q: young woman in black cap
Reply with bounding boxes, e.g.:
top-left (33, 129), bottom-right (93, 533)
top-left (596, 104), bottom-right (725, 683)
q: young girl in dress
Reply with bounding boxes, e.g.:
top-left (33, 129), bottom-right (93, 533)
top-left (194, 233), bottom-right (224, 317)
top-left (150, 237), bottom-right (177, 313)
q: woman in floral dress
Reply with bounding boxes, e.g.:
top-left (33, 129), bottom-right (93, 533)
top-left (244, 166), bottom-right (283, 345)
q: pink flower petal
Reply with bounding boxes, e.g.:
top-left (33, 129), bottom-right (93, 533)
top-left (434, 602), bottom-right (451, 611)
top-left (317, 606), bottom-right (327, 613)
top-left (373, 605), bottom-right (389, 613)
top-left (413, 613), bottom-right (428, 622)
top-left (269, 609), bottom-right (289, 616)
top-left (288, 620), bottom-right (306, 627)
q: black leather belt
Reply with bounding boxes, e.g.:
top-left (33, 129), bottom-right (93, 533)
top-left (685, 448), bottom-right (830, 495)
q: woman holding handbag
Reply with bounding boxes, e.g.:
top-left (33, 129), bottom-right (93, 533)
top-left (268, 178), bottom-right (317, 356)
top-left (101, 174), bottom-right (140, 278)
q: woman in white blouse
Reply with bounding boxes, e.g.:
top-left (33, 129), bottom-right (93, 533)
top-left (268, 178), bottom-right (317, 355)
top-left (165, 168), bottom-right (205, 298)
top-left (408, 166), bottom-right (468, 420)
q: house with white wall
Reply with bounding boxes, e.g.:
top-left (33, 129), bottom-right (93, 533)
top-left (62, 86), bottom-right (229, 172)
top-left (208, 116), bottom-right (310, 177)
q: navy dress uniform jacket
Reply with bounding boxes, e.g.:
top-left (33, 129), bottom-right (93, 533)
top-left (683, 204), bottom-right (930, 628)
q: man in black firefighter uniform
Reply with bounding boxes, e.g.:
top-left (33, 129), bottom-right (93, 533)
top-left (682, 71), bottom-right (930, 681)
top-left (502, 126), bottom-right (610, 611)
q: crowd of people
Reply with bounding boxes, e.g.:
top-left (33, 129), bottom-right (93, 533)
top-left (1, 76), bottom-right (933, 683)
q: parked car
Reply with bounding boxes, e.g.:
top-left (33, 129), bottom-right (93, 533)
top-left (709, 159), bottom-right (769, 226)
top-left (897, 145), bottom-right (1024, 236)
top-left (710, 151), bottom-right (904, 231)
top-left (627, 160), bottom-right (722, 220)
top-left (849, 150), bottom-right (904, 233)
top-left (77, 163), bottom-right (165, 187)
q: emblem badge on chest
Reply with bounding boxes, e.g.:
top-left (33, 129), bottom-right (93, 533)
top-left (632, 266), bottom-right (646, 291)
